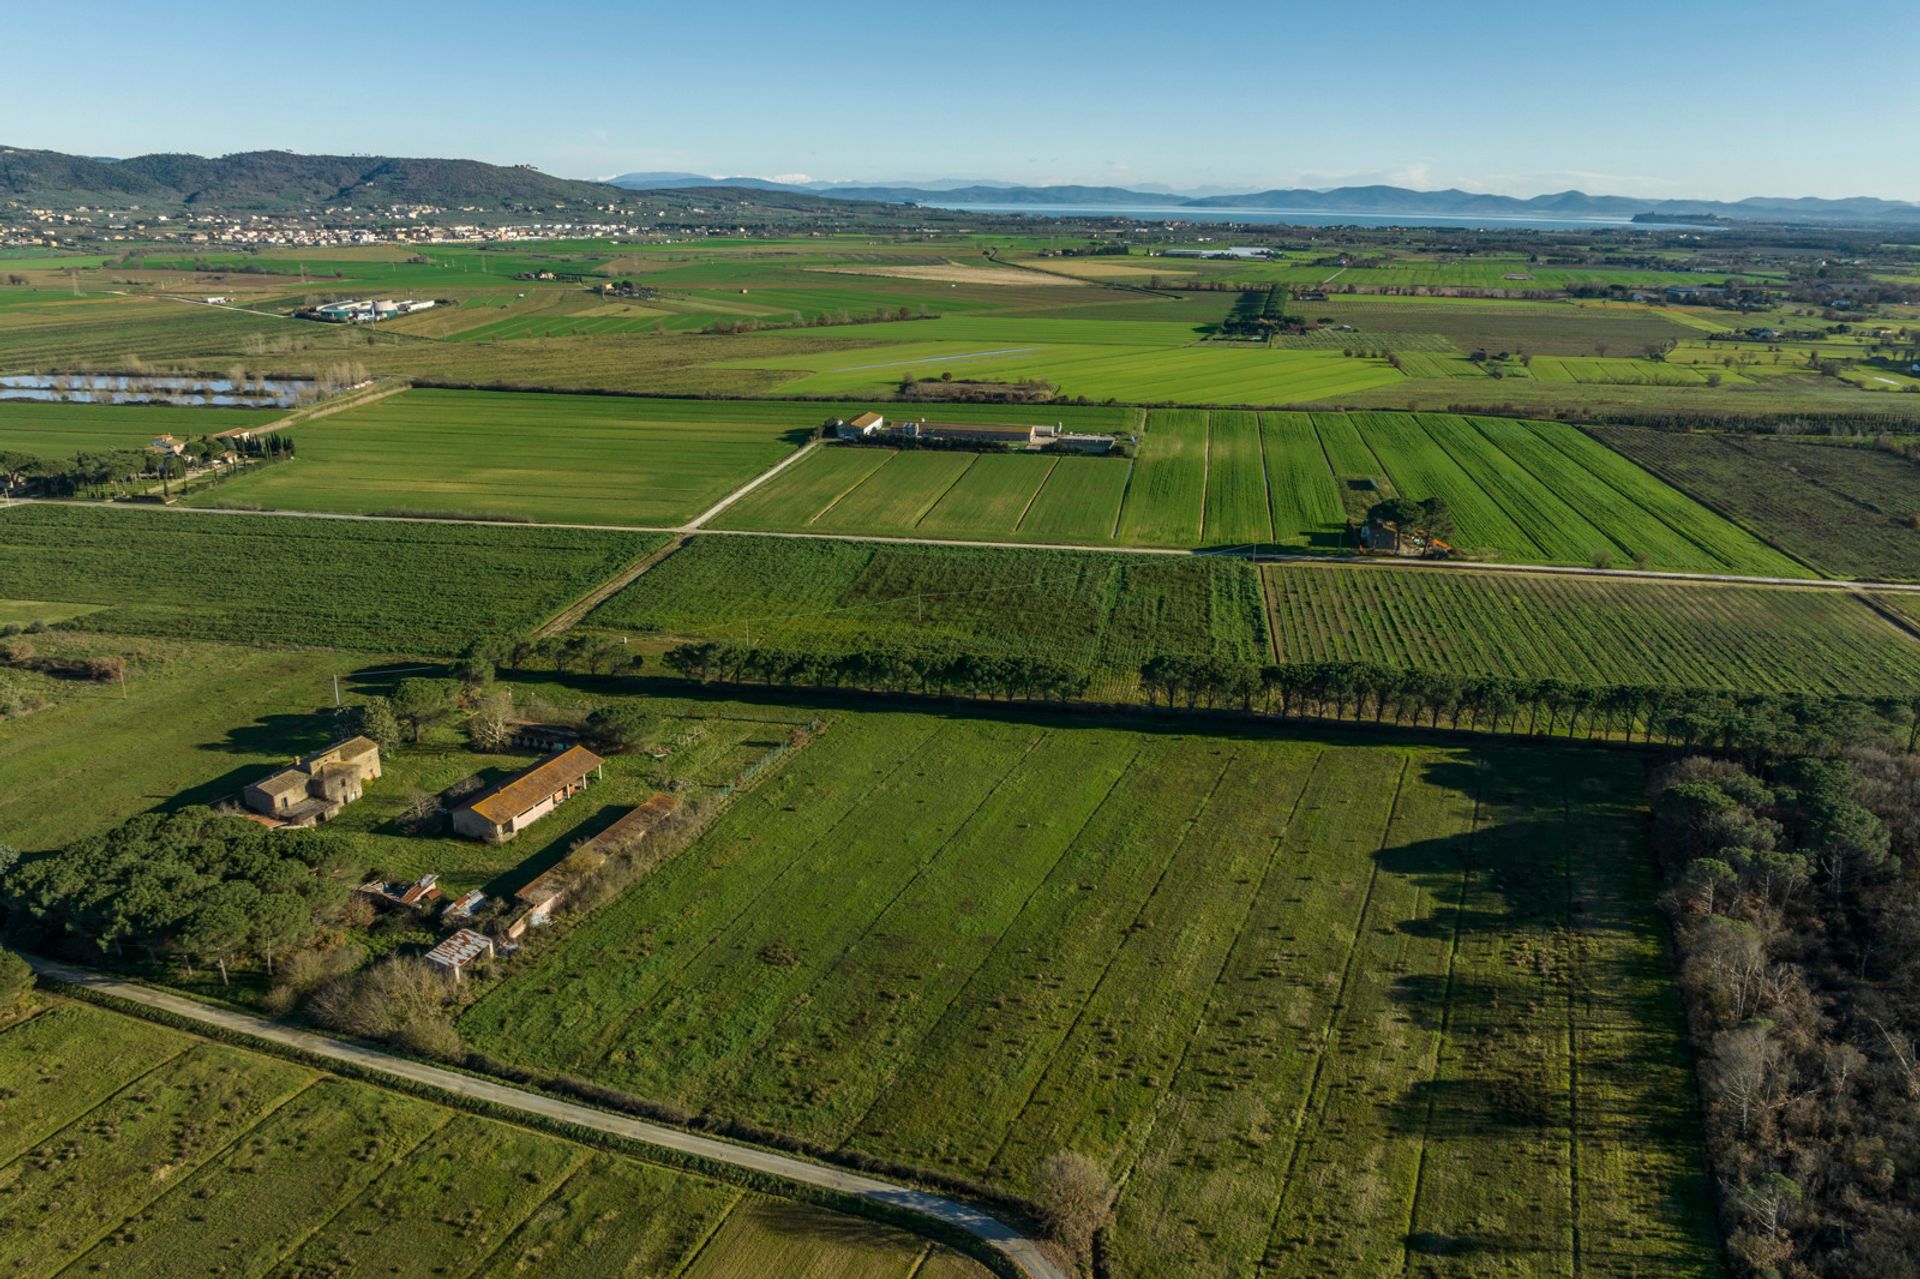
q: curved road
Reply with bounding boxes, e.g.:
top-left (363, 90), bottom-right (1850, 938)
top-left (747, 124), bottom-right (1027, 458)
top-left (27, 958), bottom-right (1068, 1279)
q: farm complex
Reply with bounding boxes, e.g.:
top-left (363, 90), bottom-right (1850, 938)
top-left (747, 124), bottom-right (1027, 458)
top-left (2, 131), bottom-right (1920, 1279)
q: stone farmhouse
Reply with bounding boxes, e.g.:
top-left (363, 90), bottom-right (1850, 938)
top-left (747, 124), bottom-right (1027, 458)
top-left (242, 736), bottom-right (382, 827)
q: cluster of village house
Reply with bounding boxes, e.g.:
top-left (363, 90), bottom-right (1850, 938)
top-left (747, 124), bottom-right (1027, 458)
top-left (830, 410), bottom-right (1122, 453)
top-left (240, 727), bottom-right (678, 981)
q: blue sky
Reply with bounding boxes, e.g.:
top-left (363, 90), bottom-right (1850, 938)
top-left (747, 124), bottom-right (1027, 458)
top-left (4, 0), bottom-right (1917, 201)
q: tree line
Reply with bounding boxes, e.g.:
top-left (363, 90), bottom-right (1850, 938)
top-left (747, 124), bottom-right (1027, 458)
top-left (642, 639), bottom-right (1919, 758)
top-left (1651, 750), bottom-right (1920, 1276)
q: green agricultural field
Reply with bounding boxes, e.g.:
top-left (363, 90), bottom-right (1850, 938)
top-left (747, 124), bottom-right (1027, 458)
top-left (715, 337), bottom-right (1406, 404)
top-left (181, 388), bottom-right (813, 526)
top-left (0, 999), bottom-right (984, 1278)
top-left (812, 450), bottom-right (977, 533)
top-left (1264, 565), bottom-right (1920, 694)
top-left (0, 632), bottom-right (374, 851)
top-left (1589, 428), bottom-right (1920, 580)
top-left (584, 534), bottom-right (1269, 698)
top-left (0, 504), bottom-right (662, 652)
top-left (1260, 412), bottom-right (1349, 547)
top-left (1116, 409), bottom-right (1207, 544)
top-left (715, 409), bottom-right (1801, 571)
top-left (1297, 296), bottom-right (1705, 357)
top-left (459, 709), bottom-right (1719, 1278)
top-left (0, 293), bottom-right (371, 370)
top-left (1199, 410), bottom-right (1273, 546)
top-left (0, 400), bottom-right (280, 458)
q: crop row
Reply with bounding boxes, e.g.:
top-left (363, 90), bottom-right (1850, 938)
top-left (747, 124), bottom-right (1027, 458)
top-left (0, 999), bottom-right (963, 1278)
top-left (1263, 565), bottom-right (1920, 694)
top-left (0, 504), bottom-right (664, 653)
top-left (461, 717), bottom-right (1718, 1276)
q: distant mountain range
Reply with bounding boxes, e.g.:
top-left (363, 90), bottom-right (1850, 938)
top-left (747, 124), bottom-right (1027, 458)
top-left (608, 173), bottom-right (1920, 225)
top-left (7, 147), bottom-right (1914, 229)
top-left (0, 147), bottom-right (881, 220)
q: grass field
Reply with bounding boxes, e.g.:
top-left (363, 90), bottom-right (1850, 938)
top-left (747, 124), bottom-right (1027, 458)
top-left (0, 293), bottom-right (371, 369)
top-left (0, 632), bottom-right (372, 852)
top-left (0, 504), bottom-right (662, 652)
top-left (1264, 565), bottom-right (1920, 693)
top-left (459, 709), bottom-right (1719, 1277)
top-left (586, 534), bottom-right (1269, 698)
top-left (1589, 428), bottom-right (1920, 580)
top-left (0, 998), bottom-right (987, 1278)
top-left (0, 400), bottom-right (280, 457)
top-left (183, 389), bottom-right (813, 526)
top-left (718, 339), bottom-right (1408, 404)
top-left (715, 410), bottom-right (1806, 572)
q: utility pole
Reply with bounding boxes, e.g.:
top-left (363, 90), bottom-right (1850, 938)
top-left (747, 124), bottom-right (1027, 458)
top-left (332, 674), bottom-right (341, 707)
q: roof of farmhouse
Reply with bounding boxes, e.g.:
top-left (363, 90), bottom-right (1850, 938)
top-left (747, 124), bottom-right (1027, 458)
top-left (916, 420), bottom-right (1036, 436)
top-left (462, 745), bottom-right (605, 825)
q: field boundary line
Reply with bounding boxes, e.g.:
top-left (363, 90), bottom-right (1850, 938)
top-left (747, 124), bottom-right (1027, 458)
top-left (1198, 410), bottom-right (1213, 543)
top-left (668, 1188), bottom-right (747, 1279)
top-left (25, 958), bottom-right (1067, 1279)
top-left (1261, 754), bottom-right (1410, 1265)
top-left (914, 453), bottom-right (983, 529)
top-left (807, 450), bottom-right (897, 527)
top-left (836, 742), bottom-right (1148, 1150)
top-left (735, 729), bottom-right (1053, 1108)
top-left (1571, 425), bottom-right (1824, 578)
top-left (571, 720), bottom-right (952, 1065)
top-left (1854, 590), bottom-right (1920, 644)
top-left (983, 749), bottom-right (1241, 1174)
top-left (4, 1038), bottom-right (194, 1165)
top-left (236, 1108), bottom-right (453, 1279)
top-left (1009, 456), bottom-right (1061, 535)
top-left (534, 533), bottom-right (689, 638)
top-left (47, 1073), bottom-right (323, 1279)
top-left (685, 438), bottom-right (823, 530)
top-left (1398, 784), bottom-right (1483, 1274)
top-left (1254, 562), bottom-right (1283, 664)
top-left (1107, 455), bottom-right (1138, 540)
top-left (1253, 412), bottom-right (1277, 543)
top-left (11, 497), bottom-right (1917, 591)
top-left (461, 1148), bottom-right (596, 1279)
top-left (1106, 750), bottom-right (1326, 1245)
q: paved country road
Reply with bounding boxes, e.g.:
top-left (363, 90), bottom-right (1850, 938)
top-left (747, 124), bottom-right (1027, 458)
top-left (25, 957), bottom-right (1069, 1279)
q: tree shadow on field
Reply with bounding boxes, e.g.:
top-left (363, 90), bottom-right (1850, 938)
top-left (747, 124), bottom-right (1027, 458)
top-left (479, 802), bottom-right (630, 899)
top-left (198, 709), bottom-right (340, 760)
top-left (1389, 1074), bottom-right (1566, 1141)
top-left (727, 1197), bottom-right (919, 1252)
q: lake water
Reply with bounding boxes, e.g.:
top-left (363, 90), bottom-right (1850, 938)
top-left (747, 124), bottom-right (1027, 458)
top-left (0, 373), bottom-right (318, 409)
top-left (937, 203), bottom-right (1719, 232)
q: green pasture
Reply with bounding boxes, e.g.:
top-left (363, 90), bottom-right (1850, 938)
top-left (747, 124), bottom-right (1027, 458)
top-left (185, 387), bottom-right (810, 525)
top-left (0, 399), bottom-right (279, 458)
top-left (714, 339), bottom-right (1407, 404)
top-left (0, 503), bottom-right (663, 652)
top-left (460, 709), bottom-right (1720, 1277)
top-left (0, 999), bottom-right (977, 1278)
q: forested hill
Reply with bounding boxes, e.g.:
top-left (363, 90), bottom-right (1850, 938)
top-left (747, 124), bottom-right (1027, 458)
top-left (0, 146), bottom-right (881, 218)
